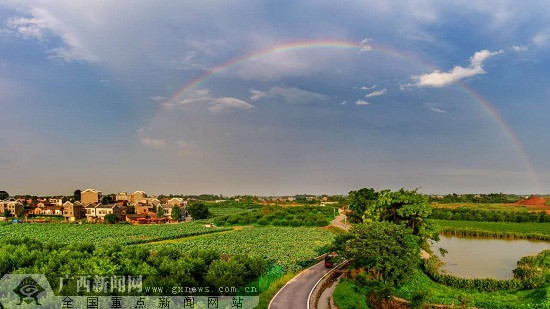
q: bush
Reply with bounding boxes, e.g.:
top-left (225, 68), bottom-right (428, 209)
top-left (188, 201), bottom-right (210, 220)
top-left (104, 214), bottom-right (117, 224)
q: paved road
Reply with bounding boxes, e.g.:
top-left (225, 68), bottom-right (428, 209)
top-left (269, 209), bottom-right (350, 309)
top-left (269, 261), bottom-right (330, 309)
top-left (330, 209), bottom-right (350, 231)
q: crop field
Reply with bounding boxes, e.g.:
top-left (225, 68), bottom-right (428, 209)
top-left (209, 206), bottom-right (256, 217)
top-left (432, 202), bottom-right (528, 212)
top-left (149, 226), bottom-right (335, 272)
top-left (0, 222), bottom-right (231, 245)
top-left (433, 219), bottom-right (550, 236)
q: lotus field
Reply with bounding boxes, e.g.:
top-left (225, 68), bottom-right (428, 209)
top-left (0, 222), bottom-right (231, 245)
top-left (150, 226), bottom-right (335, 272)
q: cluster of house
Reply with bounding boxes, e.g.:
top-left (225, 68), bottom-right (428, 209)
top-left (1, 189), bottom-right (188, 224)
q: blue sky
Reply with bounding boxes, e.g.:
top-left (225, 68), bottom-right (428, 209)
top-left (1, 1), bottom-right (549, 195)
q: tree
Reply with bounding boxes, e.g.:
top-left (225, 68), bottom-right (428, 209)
top-left (101, 195), bottom-right (114, 204)
top-left (2, 209), bottom-right (11, 218)
top-left (347, 188), bottom-right (379, 223)
top-left (187, 202), bottom-right (210, 220)
top-left (371, 189), bottom-right (434, 238)
top-left (156, 206), bottom-right (165, 218)
top-left (16, 208), bottom-right (26, 219)
top-left (104, 214), bottom-right (117, 224)
top-left (342, 222), bottom-right (419, 286)
top-left (171, 205), bottom-right (182, 221)
top-left (0, 191), bottom-right (9, 200)
top-left (73, 189), bottom-right (81, 201)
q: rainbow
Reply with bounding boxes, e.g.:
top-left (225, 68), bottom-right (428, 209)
top-left (163, 39), bottom-right (541, 191)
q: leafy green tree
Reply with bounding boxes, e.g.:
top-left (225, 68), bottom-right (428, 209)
top-left (373, 189), bottom-right (433, 237)
top-left (171, 205), bottom-right (182, 221)
top-left (343, 222), bottom-right (419, 286)
top-left (187, 201), bottom-right (210, 220)
top-left (104, 213), bottom-right (117, 224)
top-left (348, 188), bottom-right (379, 223)
top-left (2, 208), bottom-right (11, 218)
top-left (73, 189), bottom-right (81, 201)
top-left (101, 195), bottom-right (114, 204)
top-left (0, 191), bottom-right (8, 200)
top-left (205, 259), bottom-right (245, 291)
top-left (156, 206), bottom-right (165, 218)
top-left (16, 208), bottom-right (26, 219)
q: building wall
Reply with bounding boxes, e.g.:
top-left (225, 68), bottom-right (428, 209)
top-left (81, 190), bottom-right (102, 205)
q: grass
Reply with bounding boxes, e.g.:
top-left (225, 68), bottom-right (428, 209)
top-left (433, 219), bottom-right (550, 236)
top-left (396, 271), bottom-right (550, 308)
top-left (333, 278), bottom-right (370, 309)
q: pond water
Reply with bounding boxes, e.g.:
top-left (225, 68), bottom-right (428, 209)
top-left (431, 235), bottom-right (550, 279)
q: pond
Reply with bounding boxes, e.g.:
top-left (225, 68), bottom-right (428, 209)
top-left (431, 235), bottom-right (550, 279)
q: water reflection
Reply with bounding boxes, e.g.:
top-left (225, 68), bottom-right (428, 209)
top-left (431, 235), bottom-right (550, 279)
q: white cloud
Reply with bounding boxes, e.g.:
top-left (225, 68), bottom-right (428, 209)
top-left (361, 85), bottom-right (376, 90)
top-left (340, 100), bottom-right (347, 106)
top-left (6, 16), bottom-right (49, 40)
top-left (428, 107), bottom-right (446, 113)
top-left (207, 97), bottom-right (254, 112)
top-left (359, 38), bottom-right (373, 52)
top-left (249, 89), bottom-right (266, 101)
top-left (254, 86), bottom-right (328, 104)
top-left (150, 96), bottom-right (167, 103)
top-left (510, 45), bottom-right (528, 52)
top-left (161, 89), bottom-right (253, 112)
top-left (5, 7), bottom-right (99, 63)
top-left (365, 88), bottom-right (387, 98)
top-left (411, 49), bottom-right (501, 88)
top-left (533, 29), bottom-right (550, 47)
top-left (141, 137), bottom-right (166, 148)
top-left (355, 100), bottom-right (369, 106)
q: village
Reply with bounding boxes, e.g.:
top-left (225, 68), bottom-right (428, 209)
top-left (0, 189), bottom-right (189, 224)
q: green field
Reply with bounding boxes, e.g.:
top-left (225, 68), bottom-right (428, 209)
top-left (433, 219), bottom-right (550, 236)
top-left (0, 222), bottom-right (231, 245)
top-left (149, 226), bottom-right (335, 272)
top-left (395, 271), bottom-right (550, 309)
top-left (433, 202), bottom-right (529, 212)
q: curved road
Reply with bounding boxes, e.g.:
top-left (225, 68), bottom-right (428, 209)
top-left (269, 210), bottom-right (350, 309)
top-left (269, 261), bottom-right (330, 309)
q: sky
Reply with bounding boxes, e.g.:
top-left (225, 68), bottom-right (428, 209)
top-left (1, 1), bottom-right (550, 196)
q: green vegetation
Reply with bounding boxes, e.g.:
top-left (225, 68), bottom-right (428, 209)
top-left (434, 219), bottom-right (550, 240)
top-left (187, 201), bottom-right (211, 219)
top-left (208, 200), bottom-right (261, 217)
top-left (333, 278), bottom-right (370, 309)
top-left (156, 206), bottom-right (165, 218)
top-left (347, 188), bottom-right (378, 223)
top-left (428, 193), bottom-right (521, 204)
top-left (0, 190), bottom-right (9, 200)
top-left (171, 205), bottom-right (182, 220)
top-left (213, 205), bottom-right (335, 227)
top-left (0, 237), bottom-right (265, 295)
top-left (0, 222), bottom-right (232, 245)
top-left (104, 213), bottom-right (117, 224)
top-left (343, 222), bottom-right (419, 286)
top-left (395, 271), bottom-right (550, 309)
top-left (151, 226), bottom-right (335, 272)
top-left (431, 207), bottom-right (550, 223)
